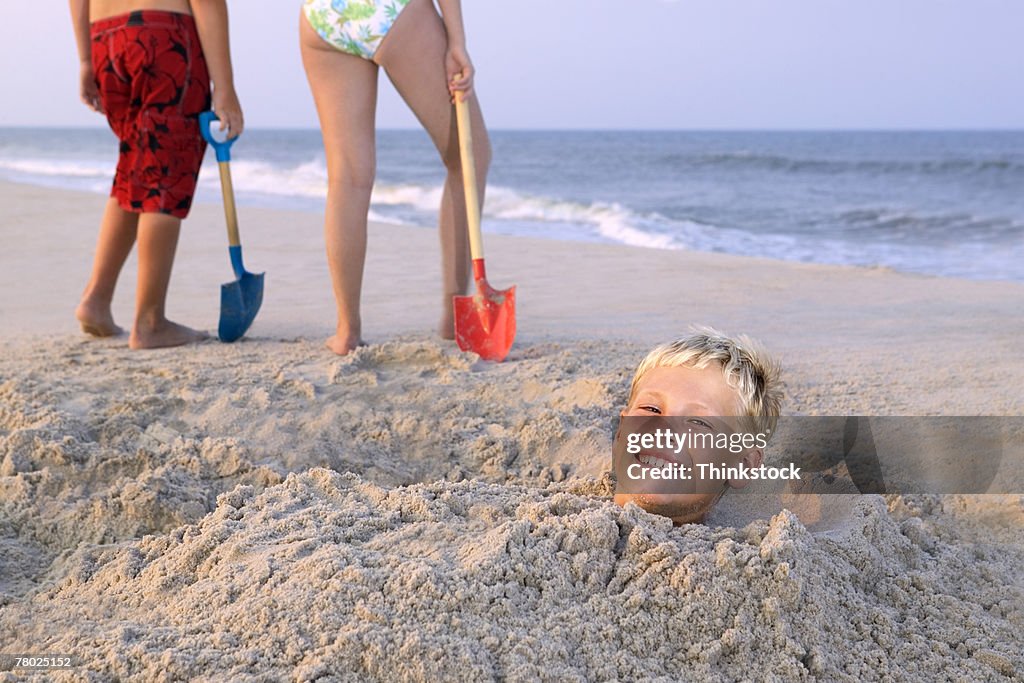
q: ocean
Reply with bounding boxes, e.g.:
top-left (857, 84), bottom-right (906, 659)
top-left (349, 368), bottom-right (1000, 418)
top-left (1, 128), bottom-right (1022, 282)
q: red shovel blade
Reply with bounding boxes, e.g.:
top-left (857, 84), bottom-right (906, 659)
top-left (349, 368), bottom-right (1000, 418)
top-left (454, 279), bottom-right (516, 362)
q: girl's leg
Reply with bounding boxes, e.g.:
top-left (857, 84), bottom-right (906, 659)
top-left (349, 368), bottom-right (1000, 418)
top-left (129, 212), bottom-right (206, 349)
top-left (375, 0), bottom-right (492, 339)
top-left (300, 12), bottom-right (380, 355)
top-left (77, 197), bottom-right (139, 336)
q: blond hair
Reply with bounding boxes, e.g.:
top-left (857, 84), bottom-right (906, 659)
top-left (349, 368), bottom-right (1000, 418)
top-left (628, 326), bottom-right (783, 435)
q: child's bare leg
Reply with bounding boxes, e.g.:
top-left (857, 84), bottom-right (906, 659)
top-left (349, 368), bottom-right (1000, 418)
top-left (300, 12), bottom-right (379, 355)
top-left (129, 212), bottom-right (206, 350)
top-left (376, 0), bottom-right (491, 339)
top-left (77, 198), bottom-right (138, 336)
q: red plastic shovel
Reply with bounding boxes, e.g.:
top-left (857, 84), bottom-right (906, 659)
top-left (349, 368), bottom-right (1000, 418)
top-left (453, 93), bottom-right (516, 361)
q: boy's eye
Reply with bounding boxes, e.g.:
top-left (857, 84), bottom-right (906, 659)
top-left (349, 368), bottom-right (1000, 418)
top-left (639, 405), bottom-right (662, 414)
top-left (689, 418), bottom-right (713, 430)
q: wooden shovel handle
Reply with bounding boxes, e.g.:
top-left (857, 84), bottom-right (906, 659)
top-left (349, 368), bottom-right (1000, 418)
top-left (217, 161), bottom-right (241, 248)
top-left (455, 93), bottom-right (485, 263)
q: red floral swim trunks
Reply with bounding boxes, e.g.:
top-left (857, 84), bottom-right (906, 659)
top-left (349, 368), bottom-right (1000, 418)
top-left (91, 11), bottom-right (211, 218)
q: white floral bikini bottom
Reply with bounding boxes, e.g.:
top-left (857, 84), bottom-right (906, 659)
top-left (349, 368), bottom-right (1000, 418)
top-left (303, 0), bottom-right (412, 61)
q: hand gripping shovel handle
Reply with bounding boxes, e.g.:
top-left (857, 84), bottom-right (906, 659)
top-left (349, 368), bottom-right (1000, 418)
top-left (200, 112), bottom-right (243, 275)
top-left (199, 110), bottom-right (238, 163)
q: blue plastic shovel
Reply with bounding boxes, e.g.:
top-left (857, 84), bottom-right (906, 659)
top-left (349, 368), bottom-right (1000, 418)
top-left (200, 111), bottom-right (264, 342)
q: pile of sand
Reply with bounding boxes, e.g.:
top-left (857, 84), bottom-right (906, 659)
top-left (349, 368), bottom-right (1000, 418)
top-left (1, 336), bottom-right (1021, 680)
top-left (0, 335), bottom-right (628, 605)
top-left (5, 473), bottom-right (1022, 680)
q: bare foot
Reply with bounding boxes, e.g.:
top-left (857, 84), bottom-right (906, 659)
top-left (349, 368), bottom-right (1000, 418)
top-left (76, 299), bottom-right (124, 337)
top-left (325, 334), bottom-right (366, 356)
top-left (129, 320), bottom-right (208, 350)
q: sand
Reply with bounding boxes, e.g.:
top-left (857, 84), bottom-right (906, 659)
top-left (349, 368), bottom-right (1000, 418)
top-left (1, 179), bottom-right (1022, 680)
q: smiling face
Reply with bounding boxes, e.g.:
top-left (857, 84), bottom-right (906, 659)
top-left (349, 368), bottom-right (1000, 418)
top-left (613, 364), bottom-right (763, 524)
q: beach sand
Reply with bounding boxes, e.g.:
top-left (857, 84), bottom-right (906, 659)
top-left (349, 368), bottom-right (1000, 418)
top-left (1, 179), bottom-right (1022, 680)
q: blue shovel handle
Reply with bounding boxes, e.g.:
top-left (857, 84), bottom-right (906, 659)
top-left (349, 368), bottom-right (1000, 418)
top-left (199, 111), bottom-right (238, 162)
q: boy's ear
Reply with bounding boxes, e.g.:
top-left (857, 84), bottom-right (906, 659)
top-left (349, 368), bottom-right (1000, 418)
top-left (744, 448), bottom-right (764, 469)
top-left (728, 448), bottom-right (764, 490)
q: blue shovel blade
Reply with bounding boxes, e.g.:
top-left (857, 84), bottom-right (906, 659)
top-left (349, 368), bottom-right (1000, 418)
top-left (218, 271), bottom-right (264, 342)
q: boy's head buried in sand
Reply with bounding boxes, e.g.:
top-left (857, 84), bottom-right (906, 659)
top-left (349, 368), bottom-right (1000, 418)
top-left (613, 327), bottom-right (783, 525)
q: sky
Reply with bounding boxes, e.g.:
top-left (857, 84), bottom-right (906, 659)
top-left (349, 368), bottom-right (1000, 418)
top-left (1, 0), bottom-right (1022, 130)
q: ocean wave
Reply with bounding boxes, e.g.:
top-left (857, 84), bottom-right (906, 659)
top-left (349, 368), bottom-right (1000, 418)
top-left (0, 153), bottom-right (692, 252)
top-left (660, 152), bottom-right (1024, 177)
top-left (345, 179), bottom-right (695, 250)
top-left (197, 159), bottom-right (329, 199)
top-left (212, 158), bottom-right (1023, 247)
top-left (186, 157), bottom-right (695, 250)
top-left (0, 157), bottom-right (111, 178)
top-left (483, 187), bottom-right (688, 249)
top-left (1, 148), bottom-right (1019, 281)
top-left (836, 207), bottom-right (1023, 240)
top-left (370, 183), bottom-right (443, 210)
